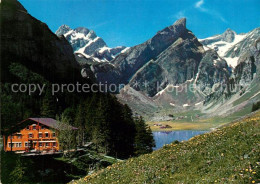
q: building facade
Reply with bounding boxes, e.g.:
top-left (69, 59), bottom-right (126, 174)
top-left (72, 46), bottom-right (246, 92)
top-left (4, 118), bottom-right (61, 153)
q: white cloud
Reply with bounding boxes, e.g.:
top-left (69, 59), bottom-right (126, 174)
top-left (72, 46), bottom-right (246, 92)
top-left (194, 0), bottom-right (227, 23)
top-left (195, 0), bottom-right (207, 12)
top-left (195, 0), bottom-right (204, 8)
top-left (170, 0), bottom-right (227, 25)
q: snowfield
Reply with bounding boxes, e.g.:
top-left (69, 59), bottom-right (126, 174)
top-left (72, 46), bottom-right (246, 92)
top-left (199, 32), bottom-right (248, 68)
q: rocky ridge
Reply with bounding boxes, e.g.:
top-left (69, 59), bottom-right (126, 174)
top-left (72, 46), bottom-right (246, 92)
top-left (55, 25), bottom-right (126, 63)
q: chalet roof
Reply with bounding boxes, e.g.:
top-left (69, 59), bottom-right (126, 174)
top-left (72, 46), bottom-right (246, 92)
top-left (28, 118), bottom-right (78, 130)
top-left (3, 118), bottom-right (78, 135)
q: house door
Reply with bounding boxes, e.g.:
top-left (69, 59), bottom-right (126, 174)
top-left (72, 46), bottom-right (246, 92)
top-left (33, 143), bottom-right (37, 149)
top-left (29, 140), bottom-right (35, 150)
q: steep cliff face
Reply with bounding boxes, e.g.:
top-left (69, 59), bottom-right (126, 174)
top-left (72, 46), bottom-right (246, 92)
top-left (128, 32), bottom-right (204, 97)
top-left (1, 0), bottom-right (81, 83)
top-left (195, 50), bottom-right (230, 96)
top-left (200, 31), bottom-right (260, 117)
top-left (92, 18), bottom-right (208, 90)
top-left (112, 18), bottom-right (190, 83)
top-left (227, 30), bottom-right (260, 96)
top-left (202, 30), bottom-right (260, 98)
top-left (0, 0), bottom-right (91, 132)
top-left (233, 38), bottom-right (259, 88)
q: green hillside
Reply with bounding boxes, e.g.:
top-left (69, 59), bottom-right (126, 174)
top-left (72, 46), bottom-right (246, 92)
top-left (71, 111), bottom-right (260, 184)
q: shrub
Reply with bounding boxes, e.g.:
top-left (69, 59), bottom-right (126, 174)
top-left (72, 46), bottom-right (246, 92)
top-left (252, 101), bottom-right (260, 112)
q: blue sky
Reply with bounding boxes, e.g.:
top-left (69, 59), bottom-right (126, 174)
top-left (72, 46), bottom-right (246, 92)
top-left (19, 0), bottom-right (260, 47)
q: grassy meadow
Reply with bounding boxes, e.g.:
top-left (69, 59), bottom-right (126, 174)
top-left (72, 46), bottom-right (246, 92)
top-left (148, 105), bottom-right (253, 131)
top-left (70, 110), bottom-right (260, 184)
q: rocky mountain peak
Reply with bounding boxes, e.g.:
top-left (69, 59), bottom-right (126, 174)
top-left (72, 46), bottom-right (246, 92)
top-left (173, 18), bottom-right (186, 28)
top-left (166, 18), bottom-right (187, 34)
top-left (88, 30), bottom-right (98, 39)
top-left (222, 28), bottom-right (236, 43)
top-left (156, 18), bottom-right (187, 36)
top-left (55, 25), bottom-right (128, 62)
top-left (74, 27), bottom-right (91, 36)
top-left (55, 24), bottom-right (72, 36)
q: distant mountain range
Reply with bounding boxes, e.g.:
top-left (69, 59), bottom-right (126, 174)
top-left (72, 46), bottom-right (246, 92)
top-left (57, 19), bottom-right (260, 120)
top-left (55, 25), bottom-right (128, 63)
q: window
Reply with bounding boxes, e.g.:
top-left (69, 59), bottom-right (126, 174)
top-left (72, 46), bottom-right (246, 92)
top-left (52, 133), bottom-right (56, 137)
top-left (33, 126), bottom-right (36, 130)
top-left (25, 142), bottom-right (31, 147)
top-left (53, 142), bottom-right (56, 147)
top-left (16, 143), bottom-right (22, 147)
top-left (45, 133), bottom-right (49, 138)
top-left (39, 143), bottom-right (42, 147)
top-left (26, 126), bottom-right (30, 130)
top-left (8, 143), bottom-right (14, 148)
top-left (17, 134), bottom-right (22, 139)
top-left (46, 143), bottom-right (49, 147)
top-left (28, 133), bottom-right (33, 138)
top-left (39, 133), bottom-right (42, 138)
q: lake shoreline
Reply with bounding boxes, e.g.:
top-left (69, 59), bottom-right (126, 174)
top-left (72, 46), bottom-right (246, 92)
top-left (151, 128), bottom-right (211, 132)
top-left (152, 130), bottom-right (208, 150)
top-left (147, 121), bottom-right (224, 132)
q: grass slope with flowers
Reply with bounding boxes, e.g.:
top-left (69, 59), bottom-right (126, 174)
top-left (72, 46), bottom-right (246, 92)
top-left (70, 111), bottom-right (260, 184)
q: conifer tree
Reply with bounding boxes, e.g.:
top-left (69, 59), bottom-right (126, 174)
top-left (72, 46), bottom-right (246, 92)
top-left (92, 97), bottom-right (111, 154)
top-left (134, 116), bottom-right (155, 156)
top-left (84, 93), bottom-right (98, 139)
top-left (41, 88), bottom-right (56, 118)
top-left (74, 102), bottom-right (86, 146)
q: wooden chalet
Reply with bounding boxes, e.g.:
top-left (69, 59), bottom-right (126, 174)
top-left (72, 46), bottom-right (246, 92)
top-left (3, 118), bottom-right (77, 154)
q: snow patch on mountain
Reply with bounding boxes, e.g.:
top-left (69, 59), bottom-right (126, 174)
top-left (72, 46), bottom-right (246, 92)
top-left (199, 29), bottom-right (248, 67)
top-left (77, 37), bottom-right (101, 54)
top-left (121, 47), bottom-right (130, 53)
top-left (155, 84), bottom-right (180, 97)
top-left (183, 104), bottom-right (190, 107)
top-left (170, 103), bottom-right (175, 106)
top-left (195, 101), bottom-right (203, 106)
top-left (224, 57), bottom-right (239, 67)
